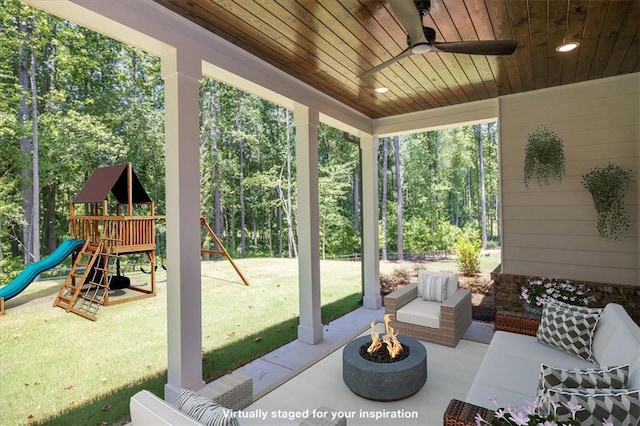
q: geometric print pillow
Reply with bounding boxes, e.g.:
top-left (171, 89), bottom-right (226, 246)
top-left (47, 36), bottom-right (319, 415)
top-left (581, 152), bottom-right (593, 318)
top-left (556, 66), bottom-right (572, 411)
top-left (178, 388), bottom-right (239, 426)
top-left (547, 298), bottom-right (604, 315)
top-left (536, 363), bottom-right (629, 402)
top-left (545, 387), bottom-right (640, 425)
top-left (536, 303), bottom-right (602, 361)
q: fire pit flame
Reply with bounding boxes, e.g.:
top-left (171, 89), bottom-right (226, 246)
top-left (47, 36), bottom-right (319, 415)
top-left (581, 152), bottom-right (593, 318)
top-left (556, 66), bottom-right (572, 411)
top-left (367, 314), bottom-right (403, 359)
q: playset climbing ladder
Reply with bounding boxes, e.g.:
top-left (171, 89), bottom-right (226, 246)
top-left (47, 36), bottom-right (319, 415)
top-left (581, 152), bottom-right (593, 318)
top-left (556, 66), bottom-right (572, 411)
top-left (53, 238), bottom-right (122, 321)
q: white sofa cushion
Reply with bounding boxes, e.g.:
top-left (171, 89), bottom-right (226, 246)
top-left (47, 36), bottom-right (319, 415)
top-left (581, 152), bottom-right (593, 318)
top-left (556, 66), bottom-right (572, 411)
top-left (130, 390), bottom-right (203, 425)
top-left (592, 304), bottom-right (640, 388)
top-left (396, 298), bottom-right (441, 328)
top-left (487, 331), bottom-right (597, 369)
top-left (466, 331), bottom-right (595, 410)
top-left (466, 381), bottom-right (533, 411)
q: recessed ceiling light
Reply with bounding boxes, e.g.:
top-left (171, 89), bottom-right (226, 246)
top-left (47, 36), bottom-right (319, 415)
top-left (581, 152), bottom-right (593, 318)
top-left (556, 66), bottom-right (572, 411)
top-left (556, 42), bottom-right (580, 53)
top-left (375, 87), bottom-right (389, 93)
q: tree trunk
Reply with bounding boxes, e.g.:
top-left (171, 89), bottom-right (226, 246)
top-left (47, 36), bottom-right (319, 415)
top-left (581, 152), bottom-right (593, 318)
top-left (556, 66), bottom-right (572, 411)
top-left (381, 137), bottom-right (388, 261)
top-left (236, 90), bottom-right (246, 257)
top-left (277, 205), bottom-right (283, 257)
top-left (18, 11), bottom-right (33, 265)
top-left (0, 219), bottom-right (3, 274)
top-left (394, 136), bottom-right (403, 261)
top-left (209, 90), bottom-right (223, 259)
top-left (285, 108), bottom-right (296, 258)
top-left (30, 47), bottom-right (40, 263)
top-left (45, 182), bottom-right (57, 253)
top-left (352, 167), bottom-right (359, 232)
top-left (475, 124), bottom-right (487, 249)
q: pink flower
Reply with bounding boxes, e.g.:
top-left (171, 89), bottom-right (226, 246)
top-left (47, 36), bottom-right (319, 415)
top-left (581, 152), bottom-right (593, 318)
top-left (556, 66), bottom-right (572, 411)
top-left (474, 412), bottom-right (487, 425)
top-left (494, 409), bottom-right (507, 419)
top-left (523, 400), bottom-right (540, 415)
top-left (510, 411), bottom-right (530, 426)
top-left (563, 401), bottom-right (583, 419)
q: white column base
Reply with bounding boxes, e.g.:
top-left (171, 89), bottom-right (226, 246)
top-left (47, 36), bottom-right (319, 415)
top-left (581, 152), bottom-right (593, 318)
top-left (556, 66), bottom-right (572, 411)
top-left (362, 294), bottom-right (382, 310)
top-left (297, 324), bottom-right (324, 344)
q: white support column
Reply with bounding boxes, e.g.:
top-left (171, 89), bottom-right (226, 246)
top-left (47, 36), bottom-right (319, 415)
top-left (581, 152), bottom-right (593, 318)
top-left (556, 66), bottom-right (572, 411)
top-left (161, 47), bottom-right (204, 403)
top-left (360, 134), bottom-right (381, 309)
top-left (294, 104), bottom-right (323, 344)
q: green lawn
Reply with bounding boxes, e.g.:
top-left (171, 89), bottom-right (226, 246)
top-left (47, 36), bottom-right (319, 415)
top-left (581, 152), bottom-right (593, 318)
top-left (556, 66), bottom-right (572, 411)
top-left (0, 258), bottom-right (366, 425)
top-left (0, 252), bottom-right (501, 425)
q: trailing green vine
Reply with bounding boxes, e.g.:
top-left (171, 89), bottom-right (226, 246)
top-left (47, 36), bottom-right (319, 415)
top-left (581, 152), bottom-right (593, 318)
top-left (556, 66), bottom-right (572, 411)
top-left (582, 163), bottom-right (634, 241)
top-left (523, 125), bottom-right (566, 187)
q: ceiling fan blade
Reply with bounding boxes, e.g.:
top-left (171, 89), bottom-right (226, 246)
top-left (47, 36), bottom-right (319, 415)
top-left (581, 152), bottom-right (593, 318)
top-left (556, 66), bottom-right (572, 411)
top-left (389, 0), bottom-right (427, 45)
top-left (433, 40), bottom-right (518, 55)
top-left (360, 47), bottom-right (413, 78)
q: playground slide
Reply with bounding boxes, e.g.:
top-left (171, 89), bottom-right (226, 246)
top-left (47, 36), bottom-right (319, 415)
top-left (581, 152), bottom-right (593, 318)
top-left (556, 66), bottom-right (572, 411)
top-left (0, 239), bottom-right (85, 302)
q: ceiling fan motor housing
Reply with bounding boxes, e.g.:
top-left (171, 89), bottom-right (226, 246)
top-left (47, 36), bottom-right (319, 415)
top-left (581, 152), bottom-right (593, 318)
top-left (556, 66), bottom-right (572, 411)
top-left (422, 26), bottom-right (436, 42)
top-left (415, 0), bottom-right (432, 15)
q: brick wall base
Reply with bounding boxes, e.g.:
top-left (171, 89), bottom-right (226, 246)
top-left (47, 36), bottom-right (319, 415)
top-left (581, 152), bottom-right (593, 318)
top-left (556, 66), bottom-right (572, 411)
top-left (491, 268), bottom-right (640, 326)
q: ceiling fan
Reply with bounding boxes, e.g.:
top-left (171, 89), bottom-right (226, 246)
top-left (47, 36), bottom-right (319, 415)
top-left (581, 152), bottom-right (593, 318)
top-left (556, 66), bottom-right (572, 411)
top-left (361, 0), bottom-right (517, 78)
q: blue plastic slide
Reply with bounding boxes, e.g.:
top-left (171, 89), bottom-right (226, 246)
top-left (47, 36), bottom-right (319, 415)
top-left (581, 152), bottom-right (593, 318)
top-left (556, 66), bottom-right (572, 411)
top-left (0, 239), bottom-right (85, 302)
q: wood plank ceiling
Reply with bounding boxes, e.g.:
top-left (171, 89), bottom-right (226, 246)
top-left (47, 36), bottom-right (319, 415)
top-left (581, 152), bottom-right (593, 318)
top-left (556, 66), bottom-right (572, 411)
top-left (154, 0), bottom-right (640, 119)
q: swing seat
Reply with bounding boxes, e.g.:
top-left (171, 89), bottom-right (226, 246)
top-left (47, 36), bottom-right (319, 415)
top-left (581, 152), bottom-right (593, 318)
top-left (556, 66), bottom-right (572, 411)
top-left (109, 275), bottom-right (130, 289)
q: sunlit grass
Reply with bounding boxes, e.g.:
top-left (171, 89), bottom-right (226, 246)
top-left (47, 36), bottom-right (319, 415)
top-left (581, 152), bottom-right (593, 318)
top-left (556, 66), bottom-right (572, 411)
top-left (0, 258), bottom-right (362, 425)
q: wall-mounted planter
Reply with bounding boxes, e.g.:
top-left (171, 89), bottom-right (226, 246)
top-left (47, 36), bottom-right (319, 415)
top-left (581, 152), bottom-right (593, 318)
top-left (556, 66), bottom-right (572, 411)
top-left (582, 163), bottom-right (634, 241)
top-left (523, 125), bottom-right (566, 188)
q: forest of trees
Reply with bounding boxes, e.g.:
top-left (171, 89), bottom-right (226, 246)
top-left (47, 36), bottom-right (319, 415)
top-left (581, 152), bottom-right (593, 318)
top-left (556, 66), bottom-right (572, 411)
top-left (0, 1), bottom-right (499, 285)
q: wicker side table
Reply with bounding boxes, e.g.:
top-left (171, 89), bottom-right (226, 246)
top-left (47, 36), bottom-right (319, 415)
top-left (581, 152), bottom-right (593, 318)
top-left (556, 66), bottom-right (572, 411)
top-left (300, 406), bottom-right (347, 426)
top-left (443, 399), bottom-right (495, 426)
top-left (495, 310), bottom-right (541, 336)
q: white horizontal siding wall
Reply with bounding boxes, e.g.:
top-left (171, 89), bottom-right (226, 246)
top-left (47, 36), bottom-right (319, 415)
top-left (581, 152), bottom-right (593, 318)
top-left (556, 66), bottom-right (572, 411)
top-left (499, 73), bottom-right (640, 285)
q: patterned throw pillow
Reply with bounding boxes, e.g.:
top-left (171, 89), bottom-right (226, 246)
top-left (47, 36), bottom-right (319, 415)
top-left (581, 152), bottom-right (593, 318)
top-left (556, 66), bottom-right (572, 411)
top-left (422, 274), bottom-right (449, 302)
top-left (536, 363), bottom-right (629, 402)
top-left (536, 302), bottom-right (601, 361)
top-left (547, 298), bottom-right (604, 315)
top-left (545, 387), bottom-right (640, 425)
top-left (179, 389), bottom-right (239, 426)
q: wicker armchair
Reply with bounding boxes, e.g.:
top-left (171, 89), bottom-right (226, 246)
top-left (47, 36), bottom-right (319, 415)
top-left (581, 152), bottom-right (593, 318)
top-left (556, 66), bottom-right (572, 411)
top-left (384, 271), bottom-right (472, 347)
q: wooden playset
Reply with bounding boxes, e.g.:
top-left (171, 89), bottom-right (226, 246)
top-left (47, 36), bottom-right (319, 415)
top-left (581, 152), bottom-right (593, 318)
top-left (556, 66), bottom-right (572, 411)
top-left (53, 163), bottom-right (157, 320)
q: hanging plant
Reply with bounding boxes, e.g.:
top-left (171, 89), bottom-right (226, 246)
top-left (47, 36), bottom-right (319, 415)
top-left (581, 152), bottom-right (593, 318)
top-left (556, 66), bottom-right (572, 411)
top-left (582, 163), bottom-right (634, 241)
top-left (523, 125), bottom-right (566, 187)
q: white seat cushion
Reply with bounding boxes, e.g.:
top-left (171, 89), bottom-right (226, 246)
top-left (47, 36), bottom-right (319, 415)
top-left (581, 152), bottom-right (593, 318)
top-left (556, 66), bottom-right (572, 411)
top-left (466, 382), bottom-right (534, 411)
top-left (396, 298), bottom-right (441, 328)
top-left (488, 331), bottom-right (597, 368)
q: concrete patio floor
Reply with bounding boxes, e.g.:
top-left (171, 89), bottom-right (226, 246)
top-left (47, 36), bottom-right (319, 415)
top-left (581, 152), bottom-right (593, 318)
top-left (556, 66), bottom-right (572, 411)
top-left (230, 306), bottom-right (494, 425)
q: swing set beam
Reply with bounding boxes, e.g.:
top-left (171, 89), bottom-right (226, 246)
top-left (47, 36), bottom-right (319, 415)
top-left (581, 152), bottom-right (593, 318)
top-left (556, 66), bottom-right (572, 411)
top-left (200, 216), bottom-right (250, 286)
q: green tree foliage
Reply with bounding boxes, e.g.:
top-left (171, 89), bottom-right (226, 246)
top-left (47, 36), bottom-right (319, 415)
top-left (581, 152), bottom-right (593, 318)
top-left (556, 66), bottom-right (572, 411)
top-left (379, 124), bottom-right (499, 257)
top-left (0, 1), bottom-right (500, 282)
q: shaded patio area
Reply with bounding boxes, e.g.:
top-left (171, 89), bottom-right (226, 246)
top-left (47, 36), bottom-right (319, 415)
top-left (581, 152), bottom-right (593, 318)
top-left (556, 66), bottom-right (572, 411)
top-left (229, 307), bottom-right (494, 425)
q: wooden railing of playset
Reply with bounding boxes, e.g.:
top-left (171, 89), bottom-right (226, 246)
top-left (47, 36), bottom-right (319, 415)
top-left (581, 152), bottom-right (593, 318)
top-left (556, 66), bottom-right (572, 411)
top-left (69, 216), bottom-right (155, 252)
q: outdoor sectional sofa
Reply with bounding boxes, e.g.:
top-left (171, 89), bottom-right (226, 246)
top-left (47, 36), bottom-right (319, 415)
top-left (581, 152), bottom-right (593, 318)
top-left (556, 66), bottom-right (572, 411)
top-left (444, 302), bottom-right (640, 425)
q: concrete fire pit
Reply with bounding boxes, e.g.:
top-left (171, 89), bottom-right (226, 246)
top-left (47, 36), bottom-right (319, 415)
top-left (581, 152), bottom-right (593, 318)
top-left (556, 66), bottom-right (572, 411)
top-left (342, 335), bottom-right (427, 401)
